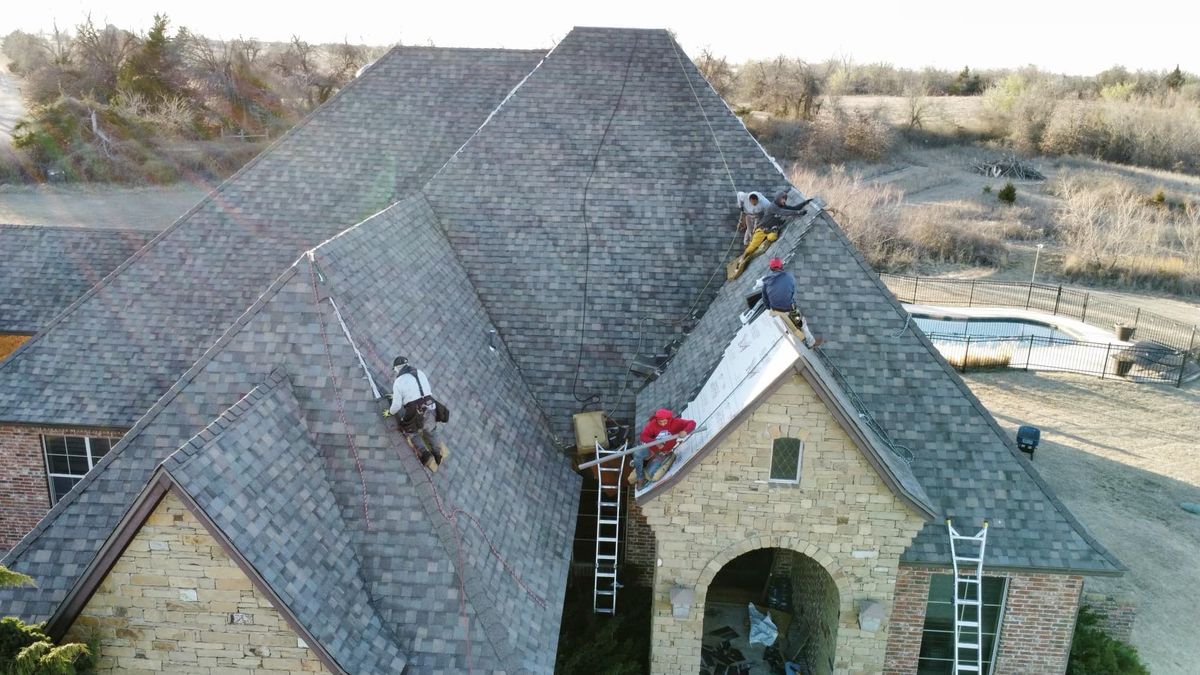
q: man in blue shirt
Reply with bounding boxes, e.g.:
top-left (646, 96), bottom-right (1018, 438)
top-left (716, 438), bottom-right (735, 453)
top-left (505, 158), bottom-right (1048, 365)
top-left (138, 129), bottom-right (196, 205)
top-left (761, 257), bottom-right (823, 348)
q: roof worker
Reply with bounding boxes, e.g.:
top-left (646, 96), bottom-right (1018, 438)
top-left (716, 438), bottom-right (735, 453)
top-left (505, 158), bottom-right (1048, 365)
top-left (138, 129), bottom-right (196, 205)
top-left (727, 189), bottom-right (813, 280)
top-left (737, 191), bottom-right (769, 246)
top-left (762, 257), bottom-right (823, 348)
top-left (384, 356), bottom-right (450, 471)
top-left (633, 408), bottom-right (697, 490)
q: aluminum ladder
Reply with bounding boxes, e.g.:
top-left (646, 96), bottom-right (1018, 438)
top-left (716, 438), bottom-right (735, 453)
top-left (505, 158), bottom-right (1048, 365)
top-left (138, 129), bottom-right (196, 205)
top-left (947, 519), bottom-right (989, 674)
top-left (593, 441), bottom-right (626, 614)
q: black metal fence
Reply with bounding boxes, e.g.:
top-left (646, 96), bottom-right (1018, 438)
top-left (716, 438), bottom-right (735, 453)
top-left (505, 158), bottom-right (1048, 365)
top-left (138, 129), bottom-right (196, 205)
top-left (924, 332), bottom-right (1195, 385)
top-left (882, 274), bottom-right (1200, 356)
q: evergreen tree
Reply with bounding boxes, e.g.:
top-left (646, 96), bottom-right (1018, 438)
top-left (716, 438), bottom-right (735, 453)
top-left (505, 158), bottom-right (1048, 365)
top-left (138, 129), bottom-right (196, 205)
top-left (1165, 65), bottom-right (1185, 91)
top-left (117, 14), bottom-right (186, 107)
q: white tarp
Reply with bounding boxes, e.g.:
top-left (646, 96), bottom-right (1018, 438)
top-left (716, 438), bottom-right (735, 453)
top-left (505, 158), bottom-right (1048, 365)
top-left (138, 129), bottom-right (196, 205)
top-left (650, 312), bottom-right (802, 489)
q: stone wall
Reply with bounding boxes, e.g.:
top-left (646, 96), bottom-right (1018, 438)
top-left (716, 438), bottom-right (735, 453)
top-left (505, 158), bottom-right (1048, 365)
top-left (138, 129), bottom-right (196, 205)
top-left (884, 566), bottom-right (1084, 675)
top-left (640, 374), bottom-right (927, 673)
top-left (65, 490), bottom-right (328, 673)
top-left (0, 424), bottom-right (123, 551)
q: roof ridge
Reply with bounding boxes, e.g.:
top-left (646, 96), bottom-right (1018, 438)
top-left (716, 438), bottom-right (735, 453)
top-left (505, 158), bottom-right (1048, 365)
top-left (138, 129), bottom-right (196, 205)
top-left (420, 42), bottom-right (557, 190)
top-left (164, 368), bottom-right (291, 470)
top-left (814, 213), bottom-right (1125, 572)
top-left (0, 45), bottom-right (410, 378)
top-left (2, 264), bottom-right (301, 563)
top-left (0, 223), bottom-right (152, 234)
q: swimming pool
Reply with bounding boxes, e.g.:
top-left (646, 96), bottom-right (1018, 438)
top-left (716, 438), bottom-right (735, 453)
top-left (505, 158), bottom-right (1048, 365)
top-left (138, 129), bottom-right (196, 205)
top-left (911, 315), bottom-right (1077, 341)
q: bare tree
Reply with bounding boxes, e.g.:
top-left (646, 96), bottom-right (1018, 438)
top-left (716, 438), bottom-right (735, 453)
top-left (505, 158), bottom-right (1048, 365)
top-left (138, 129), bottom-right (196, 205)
top-left (695, 49), bottom-right (735, 99)
top-left (73, 15), bottom-right (139, 102)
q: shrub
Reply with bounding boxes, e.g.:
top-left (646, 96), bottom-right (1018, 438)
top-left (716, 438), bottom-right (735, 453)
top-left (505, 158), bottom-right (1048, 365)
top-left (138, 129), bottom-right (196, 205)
top-left (555, 578), bottom-right (649, 674)
top-left (0, 566), bottom-right (95, 673)
top-left (982, 185), bottom-right (992, 194)
top-left (1067, 606), bottom-right (1149, 675)
top-left (905, 218), bottom-right (1008, 266)
top-left (997, 182), bottom-right (1017, 204)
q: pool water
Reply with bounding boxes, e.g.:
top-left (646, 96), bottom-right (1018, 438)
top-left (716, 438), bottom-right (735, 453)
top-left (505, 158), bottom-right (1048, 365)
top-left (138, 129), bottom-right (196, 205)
top-left (912, 316), bottom-right (1076, 341)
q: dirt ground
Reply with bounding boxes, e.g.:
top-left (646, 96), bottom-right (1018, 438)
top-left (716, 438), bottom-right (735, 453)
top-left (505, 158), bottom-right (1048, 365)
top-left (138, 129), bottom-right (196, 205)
top-left (965, 371), bottom-right (1200, 674)
top-left (0, 182), bottom-right (210, 231)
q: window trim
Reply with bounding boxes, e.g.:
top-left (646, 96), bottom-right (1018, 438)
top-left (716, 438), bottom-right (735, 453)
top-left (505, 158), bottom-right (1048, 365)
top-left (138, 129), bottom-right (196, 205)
top-left (768, 437), bottom-right (803, 484)
top-left (42, 435), bottom-right (110, 504)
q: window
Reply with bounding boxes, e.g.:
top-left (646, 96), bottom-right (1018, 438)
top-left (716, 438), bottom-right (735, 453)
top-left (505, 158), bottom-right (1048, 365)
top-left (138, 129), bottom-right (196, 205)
top-left (769, 437), bottom-right (802, 482)
top-left (43, 435), bottom-right (113, 504)
top-left (917, 574), bottom-right (1008, 675)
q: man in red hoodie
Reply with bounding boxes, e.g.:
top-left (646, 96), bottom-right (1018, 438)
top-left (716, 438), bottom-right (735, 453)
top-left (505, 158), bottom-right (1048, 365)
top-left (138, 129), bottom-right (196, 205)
top-left (633, 408), bottom-right (697, 489)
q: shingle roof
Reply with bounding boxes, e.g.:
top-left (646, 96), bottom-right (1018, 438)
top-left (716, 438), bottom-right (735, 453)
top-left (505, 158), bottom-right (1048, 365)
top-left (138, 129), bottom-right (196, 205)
top-left (639, 211), bottom-right (1123, 574)
top-left (2, 195), bottom-right (579, 672)
top-left (0, 224), bottom-right (152, 333)
top-left (0, 46), bottom-right (545, 427)
top-left (423, 27), bottom-right (785, 439)
top-left (163, 369), bottom-right (408, 673)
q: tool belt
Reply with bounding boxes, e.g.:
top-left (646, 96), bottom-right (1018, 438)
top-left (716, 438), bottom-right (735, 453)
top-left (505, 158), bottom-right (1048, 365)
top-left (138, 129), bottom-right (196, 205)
top-left (398, 396), bottom-right (436, 433)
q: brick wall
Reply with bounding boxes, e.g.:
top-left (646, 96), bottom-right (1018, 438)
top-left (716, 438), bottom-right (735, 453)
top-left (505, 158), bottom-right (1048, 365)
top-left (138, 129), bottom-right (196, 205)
top-left (994, 572), bottom-right (1083, 674)
top-left (640, 374), bottom-right (927, 673)
top-left (0, 424), bottom-right (124, 552)
top-left (65, 490), bottom-right (328, 673)
top-left (1080, 587), bottom-right (1136, 643)
top-left (624, 494), bottom-right (656, 586)
top-left (884, 566), bottom-right (1084, 675)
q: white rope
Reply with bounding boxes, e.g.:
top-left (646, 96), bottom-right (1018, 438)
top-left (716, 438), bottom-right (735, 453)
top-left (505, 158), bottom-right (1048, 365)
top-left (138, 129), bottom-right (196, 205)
top-left (327, 295), bottom-right (383, 400)
top-left (668, 38), bottom-right (738, 195)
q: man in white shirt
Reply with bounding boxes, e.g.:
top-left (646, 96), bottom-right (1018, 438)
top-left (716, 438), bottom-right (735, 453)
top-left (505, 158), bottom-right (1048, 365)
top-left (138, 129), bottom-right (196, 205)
top-left (385, 356), bottom-right (449, 471)
top-left (737, 191), bottom-right (768, 246)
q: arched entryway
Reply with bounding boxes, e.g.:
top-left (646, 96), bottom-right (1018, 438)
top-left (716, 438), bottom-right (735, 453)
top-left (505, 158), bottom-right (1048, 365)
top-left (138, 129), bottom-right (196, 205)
top-left (700, 547), bottom-right (840, 675)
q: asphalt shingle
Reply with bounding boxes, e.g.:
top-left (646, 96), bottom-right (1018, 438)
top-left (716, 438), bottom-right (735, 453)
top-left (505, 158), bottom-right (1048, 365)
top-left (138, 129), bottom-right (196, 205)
top-left (0, 225), bottom-right (152, 333)
top-left (1, 195), bottom-right (579, 672)
top-left (0, 46), bottom-right (544, 427)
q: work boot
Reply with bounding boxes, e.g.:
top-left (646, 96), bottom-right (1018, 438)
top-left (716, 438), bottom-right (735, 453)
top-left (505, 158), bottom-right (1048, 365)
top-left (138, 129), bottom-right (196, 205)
top-left (436, 441), bottom-right (451, 463)
top-left (810, 337), bottom-right (825, 348)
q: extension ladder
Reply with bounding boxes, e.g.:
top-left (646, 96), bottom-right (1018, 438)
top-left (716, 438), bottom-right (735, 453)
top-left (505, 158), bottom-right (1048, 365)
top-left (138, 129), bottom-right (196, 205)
top-left (593, 441), bottom-right (626, 614)
top-left (947, 519), bottom-right (989, 674)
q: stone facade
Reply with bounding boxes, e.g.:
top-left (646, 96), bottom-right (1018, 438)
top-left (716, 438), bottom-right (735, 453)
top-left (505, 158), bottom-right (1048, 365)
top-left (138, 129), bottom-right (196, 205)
top-left (0, 425), bottom-right (123, 551)
top-left (884, 566), bottom-right (1084, 675)
top-left (639, 374), bottom-right (927, 674)
top-left (65, 490), bottom-right (328, 673)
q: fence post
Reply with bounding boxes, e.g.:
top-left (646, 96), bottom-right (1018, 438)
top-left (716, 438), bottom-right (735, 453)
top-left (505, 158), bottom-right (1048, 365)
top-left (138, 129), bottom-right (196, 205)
top-left (1178, 351), bottom-right (1189, 388)
top-left (962, 336), bottom-right (970, 373)
top-left (1025, 282), bottom-right (1034, 310)
top-left (1026, 337), bottom-right (1034, 371)
top-left (913, 276), bottom-right (919, 304)
top-left (1101, 343), bottom-right (1110, 379)
top-left (1053, 286), bottom-right (1062, 316)
top-left (969, 279), bottom-right (976, 306)
top-left (1133, 307), bottom-right (1140, 331)
top-left (1081, 293), bottom-right (1089, 323)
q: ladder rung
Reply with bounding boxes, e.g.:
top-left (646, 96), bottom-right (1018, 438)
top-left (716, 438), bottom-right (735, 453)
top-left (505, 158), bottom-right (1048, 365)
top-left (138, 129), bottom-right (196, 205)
top-left (956, 556), bottom-right (982, 563)
top-left (596, 554), bottom-right (617, 560)
top-left (957, 665), bottom-right (979, 672)
top-left (597, 537), bottom-right (619, 542)
top-left (956, 577), bottom-right (980, 583)
top-left (957, 599), bottom-right (979, 605)
top-left (957, 642), bottom-right (979, 650)
top-left (595, 572), bottom-right (617, 578)
top-left (595, 590), bottom-right (615, 596)
top-left (958, 620), bottom-right (979, 628)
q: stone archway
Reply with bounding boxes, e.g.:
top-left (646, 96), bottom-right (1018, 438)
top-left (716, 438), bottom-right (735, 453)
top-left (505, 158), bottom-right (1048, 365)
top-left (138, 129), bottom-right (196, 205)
top-left (698, 540), bottom-right (846, 675)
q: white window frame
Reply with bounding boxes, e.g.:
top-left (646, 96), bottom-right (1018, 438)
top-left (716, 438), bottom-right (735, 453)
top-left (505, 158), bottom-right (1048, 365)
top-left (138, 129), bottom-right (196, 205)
top-left (768, 437), bottom-right (803, 484)
top-left (42, 435), bottom-right (110, 504)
